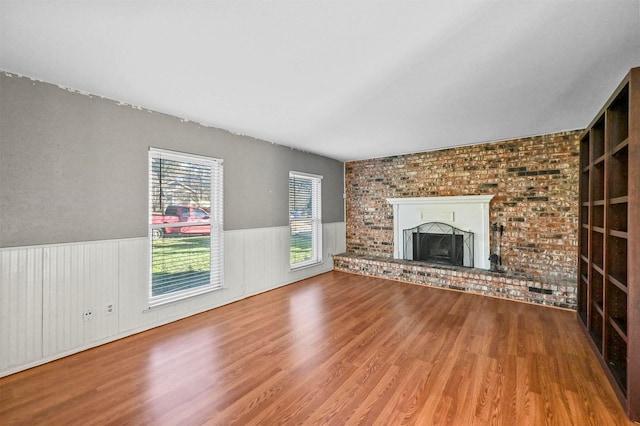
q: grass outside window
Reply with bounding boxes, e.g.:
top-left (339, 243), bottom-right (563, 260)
top-left (152, 235), bottom-right (211, 296)
top-left (290, 232), bottom-right (313, 264)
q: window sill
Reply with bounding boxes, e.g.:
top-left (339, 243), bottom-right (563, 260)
top-left (290, 260), bottom-right (323, 272)
top-left (144, 285), bottom-right (225, 312)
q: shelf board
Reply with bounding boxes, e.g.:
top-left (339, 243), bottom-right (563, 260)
top-left (581, 254), bottom-right (589, 263)
top-left (581, 201), bottom-right (591, 207)
top-left (610, 196), bottom-right (628, 205)
top-left (609, 274), bottom-right (627, 291)
top-left (612, 137), bottom-right (629, 155)
top-left (609, 317), bottom-right (628, 343)
top-left (581, 274), bottom-right (588, 284)
top-left (594, 301), bottom-right (604, 316)
top-left (610, 229), bottom-right (628, 239)
top-left (582, 223), bottom-right (589, 230)
top-left (593, 200), bottom-right (606, 206)
top-left (593, 155), bottom-right (606, 166)
top-left (593, 264), bottom-right (604, 276)
top-left (592, 226), bottom-right (605, 234)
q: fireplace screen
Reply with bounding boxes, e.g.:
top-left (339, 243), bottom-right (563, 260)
top-left (403, 222), bottom-right (474, 267)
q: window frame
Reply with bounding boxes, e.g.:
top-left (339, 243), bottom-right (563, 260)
top-left (148, 148), bottom-right (224, 308)
top-left (289, 171), bottom-right (323, 270)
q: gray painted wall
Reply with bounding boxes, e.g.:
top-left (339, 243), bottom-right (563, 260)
top-left (0, 72), bottom-right (344, 248)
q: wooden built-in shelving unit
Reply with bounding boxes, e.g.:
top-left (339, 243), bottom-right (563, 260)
top-left (578, 67), bottom-right (639, 421)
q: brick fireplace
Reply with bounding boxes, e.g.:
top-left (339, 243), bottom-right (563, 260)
top-left (335, 130), bottom-right (581, 309)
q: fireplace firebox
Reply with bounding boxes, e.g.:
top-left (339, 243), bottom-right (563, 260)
top-left (403, 222), bottom-right (474, 267)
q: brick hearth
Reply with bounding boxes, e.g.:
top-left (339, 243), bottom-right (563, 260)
top-left (334, 253), bottom-right (576, 309)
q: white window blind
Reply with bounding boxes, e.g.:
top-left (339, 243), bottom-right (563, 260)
top-left (149, 148), bottom-right (224, 307)
top-left (289, 171), bottom-right (322, 269)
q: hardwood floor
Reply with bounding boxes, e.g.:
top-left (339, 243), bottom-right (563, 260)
top-left (0, 271), bottom-right (633, 425)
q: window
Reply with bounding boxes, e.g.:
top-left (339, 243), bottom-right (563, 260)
top-left (149, 148), bottom-right (223, 307)
top-left (193, 209), bottom-right (208, 219)
top-left (289, 171), bottom-right (322, 269)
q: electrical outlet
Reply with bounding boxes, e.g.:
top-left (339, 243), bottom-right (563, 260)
top-left (106, 303), bottom-right (114, 315)
top-left (83, 308), bottom-right (93, 321)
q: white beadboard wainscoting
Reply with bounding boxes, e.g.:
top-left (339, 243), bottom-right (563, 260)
top-left (0, 222), bottom-right (346, 377)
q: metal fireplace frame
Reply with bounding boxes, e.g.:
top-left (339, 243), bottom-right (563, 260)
top-left (403, 222), bottom-right (474, 268)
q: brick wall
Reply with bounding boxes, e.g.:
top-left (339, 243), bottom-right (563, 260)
top-left (345, 130), bottom-right (581, 282)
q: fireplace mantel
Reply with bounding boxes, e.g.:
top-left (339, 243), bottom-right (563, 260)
top-left (387, 195), bottom-right (494, 206)
top-left (387, 195), bottom-right (494, 269)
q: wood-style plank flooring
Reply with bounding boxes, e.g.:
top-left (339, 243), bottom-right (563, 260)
top-left (0, 271), bottom-right (633, 425)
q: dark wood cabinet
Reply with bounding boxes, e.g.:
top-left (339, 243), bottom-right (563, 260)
top-left (578, 67), bottom-right (639, 421)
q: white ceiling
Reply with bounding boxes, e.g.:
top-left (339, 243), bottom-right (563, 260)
top-left (1, 1), bottom-right (639, 162)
